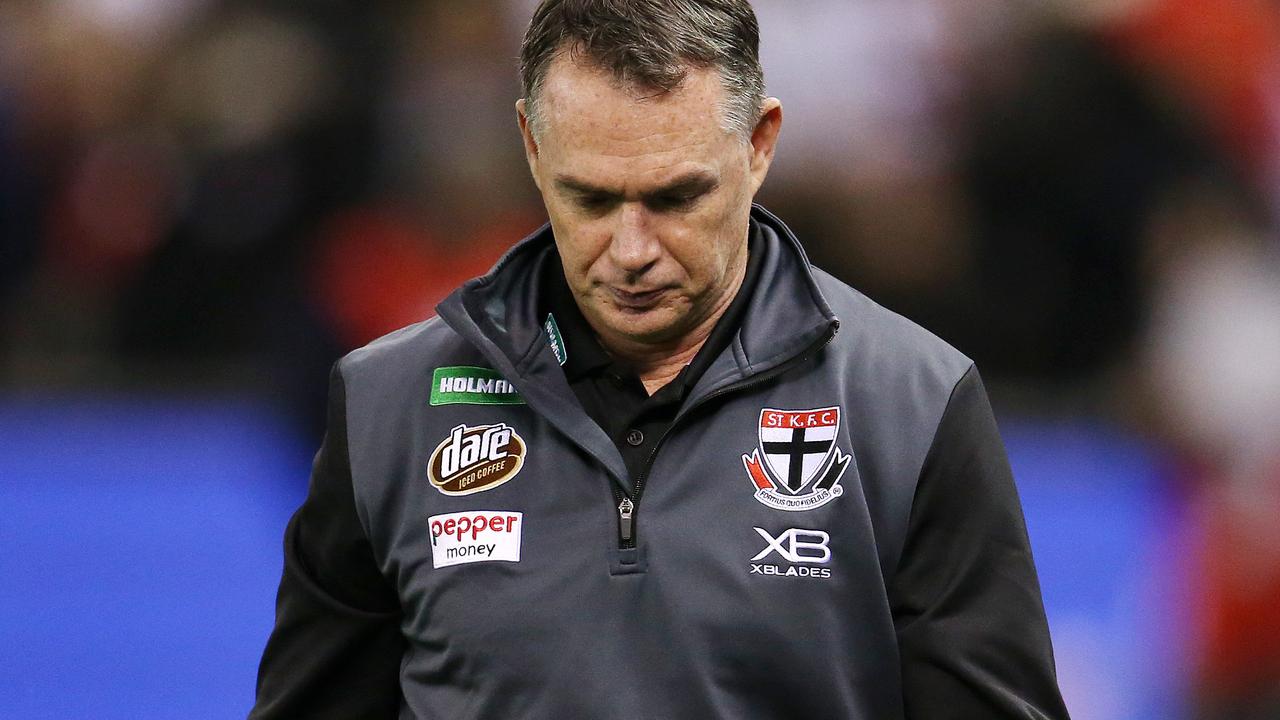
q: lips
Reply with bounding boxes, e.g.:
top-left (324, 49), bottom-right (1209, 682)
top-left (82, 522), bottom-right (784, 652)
top-left (609, 287), bottom-right (667, 311)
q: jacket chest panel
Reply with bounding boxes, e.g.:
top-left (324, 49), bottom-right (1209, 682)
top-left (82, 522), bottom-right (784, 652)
top-left (368, 391), bottom-right (896, 680)
top-left (635, 407), bottom-right (893, 624)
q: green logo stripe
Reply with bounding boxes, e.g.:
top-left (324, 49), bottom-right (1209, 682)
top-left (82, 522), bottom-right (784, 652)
top-left (430, 366), bottom-right (525, 406)
top-left (545, 313), bottom-right (567, 366)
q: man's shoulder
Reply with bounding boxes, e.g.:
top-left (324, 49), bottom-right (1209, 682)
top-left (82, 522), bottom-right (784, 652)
top-left (810, 266), bottom-right (973, 386)
top-left (336, 315), bottom-right (477, 390)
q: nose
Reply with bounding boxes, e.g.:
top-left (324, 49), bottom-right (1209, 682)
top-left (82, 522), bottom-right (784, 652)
top-left (607, 202), bottom-right (660, 277)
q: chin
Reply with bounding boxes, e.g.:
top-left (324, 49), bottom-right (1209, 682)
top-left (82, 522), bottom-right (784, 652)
top-left (601, 308), bottom-right (683, 344)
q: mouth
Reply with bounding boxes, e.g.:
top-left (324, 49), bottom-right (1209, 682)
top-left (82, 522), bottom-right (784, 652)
top-left (608, 286), bottom-right (667, 312)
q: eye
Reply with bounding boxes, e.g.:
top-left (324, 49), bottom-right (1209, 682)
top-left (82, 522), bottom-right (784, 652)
top-left (575, 193), bottom-right (615, 212)
top-left (649, 192), bottom-right (700, 212)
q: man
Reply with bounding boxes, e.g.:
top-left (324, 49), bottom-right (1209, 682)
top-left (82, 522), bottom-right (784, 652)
top-left (251, 1), bottom-right (1070, 718)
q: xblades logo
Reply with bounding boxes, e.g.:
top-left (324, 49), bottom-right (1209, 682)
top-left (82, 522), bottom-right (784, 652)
top-left (749, 527), bottom-right (832, 579)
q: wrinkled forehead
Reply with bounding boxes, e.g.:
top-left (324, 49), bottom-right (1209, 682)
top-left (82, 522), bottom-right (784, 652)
top-left (535, 53), bottom-right (732, 155)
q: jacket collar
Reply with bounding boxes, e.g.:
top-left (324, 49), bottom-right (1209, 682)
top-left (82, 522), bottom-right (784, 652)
top-left (436, 204), bottom-right (839, 487)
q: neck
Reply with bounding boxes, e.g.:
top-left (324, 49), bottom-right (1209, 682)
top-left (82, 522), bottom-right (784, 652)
top-left (600, 258), bottom-right (747, 395)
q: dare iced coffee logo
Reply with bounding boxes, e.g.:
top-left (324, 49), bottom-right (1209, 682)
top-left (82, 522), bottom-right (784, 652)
top-left (428, 423), bottom-right (526, 496)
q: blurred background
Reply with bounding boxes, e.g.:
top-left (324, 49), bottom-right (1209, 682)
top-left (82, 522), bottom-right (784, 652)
top-left (2, 0), bottom-right (1278, 717)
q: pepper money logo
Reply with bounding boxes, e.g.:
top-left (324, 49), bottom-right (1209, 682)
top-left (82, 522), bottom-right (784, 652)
top-left (742, 407), bottom-right (851, 511)
top-left (428, 423), bottom-right (526, 496)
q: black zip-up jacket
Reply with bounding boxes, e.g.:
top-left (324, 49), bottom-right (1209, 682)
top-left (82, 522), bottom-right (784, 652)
top-left (251, 206), bottom-right (1070, 719)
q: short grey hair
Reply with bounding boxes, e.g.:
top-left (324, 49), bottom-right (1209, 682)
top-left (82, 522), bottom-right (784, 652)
top-left (519, 0), bottom-right (766, 141)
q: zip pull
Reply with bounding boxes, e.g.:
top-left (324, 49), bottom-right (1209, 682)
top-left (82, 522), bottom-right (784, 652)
top-left (617, 497), bottom-right (635, 543)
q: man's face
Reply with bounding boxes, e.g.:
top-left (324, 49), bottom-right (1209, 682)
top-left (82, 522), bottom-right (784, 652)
top-left (518, 55), bottom-right (780, 351)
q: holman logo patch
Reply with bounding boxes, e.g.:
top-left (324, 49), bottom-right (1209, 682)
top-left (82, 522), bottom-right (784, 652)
top-left (742, 407), bottom-right (850, 511)
top-left (431, 366), bottom-right (524, 406)
top-left (428, 423), bottom-right (526, 495)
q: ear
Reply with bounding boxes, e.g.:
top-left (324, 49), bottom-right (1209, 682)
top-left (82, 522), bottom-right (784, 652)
top-left (516, 99), bottom-right (542, 191)
top-left (748, 98), bottom-right (783, 194)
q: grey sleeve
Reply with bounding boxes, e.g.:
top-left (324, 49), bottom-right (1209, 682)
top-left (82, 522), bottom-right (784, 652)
top-left (890, 365), bottom-right (1071, 720)
top-left (249, 363), bottom-right (405, 719)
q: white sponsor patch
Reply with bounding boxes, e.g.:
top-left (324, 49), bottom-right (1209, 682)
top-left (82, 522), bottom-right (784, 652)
top-left (428, 510), bottom-right (523, 568)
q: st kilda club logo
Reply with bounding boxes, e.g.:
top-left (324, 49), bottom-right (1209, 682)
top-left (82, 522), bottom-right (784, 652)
top-left (742, 407), bottom-right (851, 511)
top-left (428, 423), bottom-right (526, 496)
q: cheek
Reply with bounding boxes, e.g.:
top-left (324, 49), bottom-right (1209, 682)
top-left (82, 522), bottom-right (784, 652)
top-left (548, 217), bottom-right (609, 286)
top-left (661, 216), bottom-right (735, 284)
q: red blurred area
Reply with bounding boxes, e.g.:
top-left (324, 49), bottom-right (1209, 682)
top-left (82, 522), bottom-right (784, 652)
top-left (1194, 463), bottom-right (1280, 702)
top-left (309, 206), bottom-right (540, 348)
top-left (45, 138), bottom-right (180, 290)
top-left (1105, 0), bottom-right (1280, 177)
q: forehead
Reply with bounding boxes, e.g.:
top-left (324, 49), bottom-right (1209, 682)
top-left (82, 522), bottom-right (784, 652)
top-left (535, 55), bottom-right (733, 171)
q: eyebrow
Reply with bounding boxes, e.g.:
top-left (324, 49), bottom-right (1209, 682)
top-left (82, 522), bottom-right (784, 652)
top-left (553, 171), bottom-right (719, 201)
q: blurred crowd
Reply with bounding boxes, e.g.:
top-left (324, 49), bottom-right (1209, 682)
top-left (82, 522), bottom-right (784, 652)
top-left (2, 1), bottom-right (1279, 716)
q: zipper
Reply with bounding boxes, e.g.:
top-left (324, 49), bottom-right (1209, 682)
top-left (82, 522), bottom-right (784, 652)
top-left (611, 321), bottom-right (839, 548)
top-left (617, 496), bottom-right (634, 543)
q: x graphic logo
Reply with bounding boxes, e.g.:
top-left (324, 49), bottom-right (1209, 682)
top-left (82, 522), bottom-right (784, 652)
top-left (751, 527), bottom-right (831, 563)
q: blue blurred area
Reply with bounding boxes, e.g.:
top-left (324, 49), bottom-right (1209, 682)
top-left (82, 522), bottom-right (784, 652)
top-left (1005, 420), bottom-right (1191, 720)
top-left (0, 401), bottom-right (1189, 719)
top-left (0, 397), bottom-right (311, 720)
